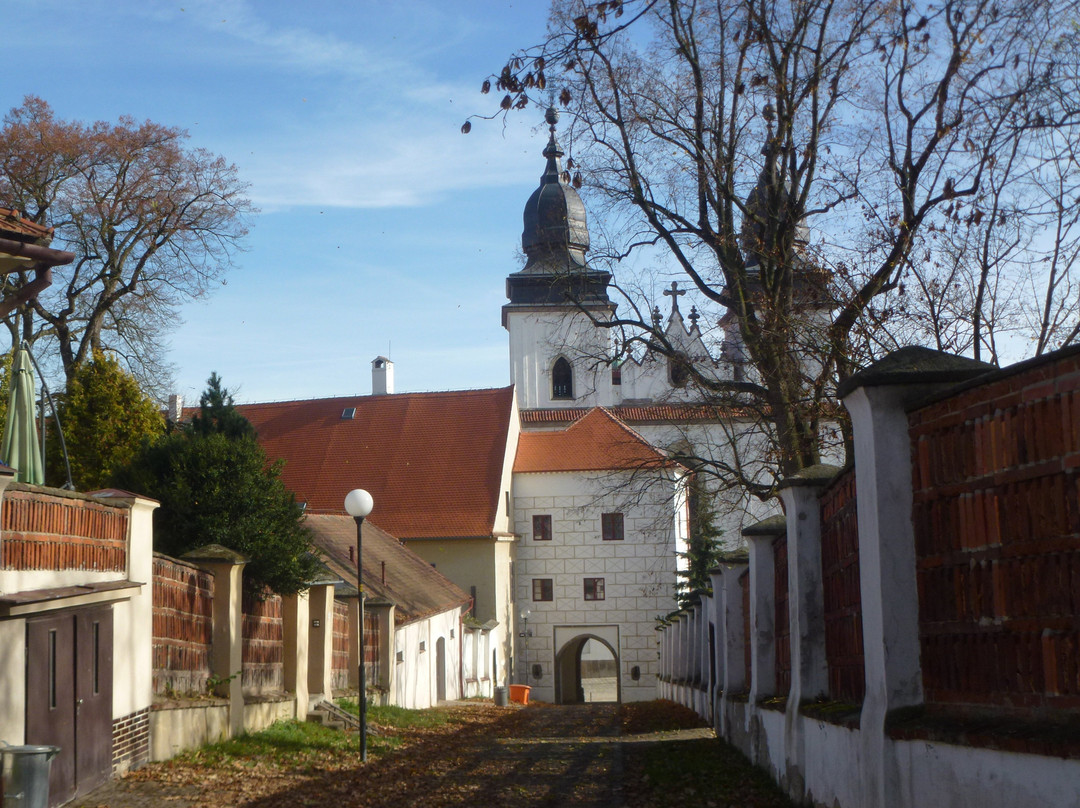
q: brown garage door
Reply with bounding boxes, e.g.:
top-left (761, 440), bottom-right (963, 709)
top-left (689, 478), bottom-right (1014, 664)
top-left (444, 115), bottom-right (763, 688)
top-left (26, 606), bottom-right (113, 806)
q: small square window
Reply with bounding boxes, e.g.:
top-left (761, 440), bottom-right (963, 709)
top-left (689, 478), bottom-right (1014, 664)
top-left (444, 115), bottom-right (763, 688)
top-left (584, 578), bottom-right (605, 601)
top-left (601, 513), bottom-right (624, 541)
top-left (532, 578), bottom-right (553, 602)
top-left (533, 514), bottom-right (552, 541)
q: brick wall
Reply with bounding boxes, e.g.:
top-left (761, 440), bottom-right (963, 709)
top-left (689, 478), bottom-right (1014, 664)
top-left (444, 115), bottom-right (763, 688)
top-left (152, 554), bottom-right (213, 695)
top-left (820, 467), bottom-right (865, 703)
top-left (909, 349), bottom-right (1080, 711)
top-left (364, 610), bottom-right (381, 690)
top-left (112, 708), bottom-right (150, 774)
top-left (242, 591), bottom-right (284, 695)
top-left (1, 489), bottom-right (128, 571)
top-left (332, 598), bottom-right (350, 691)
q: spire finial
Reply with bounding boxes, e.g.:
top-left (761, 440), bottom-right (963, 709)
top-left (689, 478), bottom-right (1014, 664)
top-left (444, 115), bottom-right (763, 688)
top-left (688, 306), bottom-right (700, 330)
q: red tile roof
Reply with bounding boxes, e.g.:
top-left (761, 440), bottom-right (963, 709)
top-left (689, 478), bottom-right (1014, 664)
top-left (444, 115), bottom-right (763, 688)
top-left (521, 402), bottom-right (752, 425)
top-left (306, 515), bottom-right (470, 626)
top-left (0, 208), bottom-right (53, 243)
top-left (514, 407), bottom-right (678, 473)
top-left (237, 387), bottom-right (516, 540)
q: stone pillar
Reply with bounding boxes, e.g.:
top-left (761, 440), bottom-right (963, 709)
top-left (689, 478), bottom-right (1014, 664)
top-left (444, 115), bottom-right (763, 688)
top-left (840, 346), bottom-right (991, 808)
top-left (778, 465), bottom-right (838, 706)
top-left (778, 465), bottom-right (839, 802)
top-left (743, 516), bottom-right (786, 703)
top-left (364, 601), bottom-right (395, 705)
top-left (307, 582), bottom-right (335, 702)
top-left (183, 545), bottom-right (248, 737)
top-left (283, 590), bottom-right (310, 719)
top-left (712, 557), bottom-right (748, 735)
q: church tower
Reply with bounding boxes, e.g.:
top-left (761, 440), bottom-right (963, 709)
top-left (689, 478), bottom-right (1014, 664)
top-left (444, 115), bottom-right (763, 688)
top-left (502, 108), bottom-right (616, 410)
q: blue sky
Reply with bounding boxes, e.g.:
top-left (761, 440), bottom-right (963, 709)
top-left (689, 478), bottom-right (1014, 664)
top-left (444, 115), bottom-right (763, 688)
top-left (5, 0), bottom-right (556, 403)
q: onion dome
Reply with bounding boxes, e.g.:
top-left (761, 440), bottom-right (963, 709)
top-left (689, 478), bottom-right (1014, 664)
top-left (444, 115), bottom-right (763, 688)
top-left (740, 166), bottom-right (809, 270)
top-left (521, 107), bottom-right (590, 272)
top-left (503, 109), bottom-right (612, 323)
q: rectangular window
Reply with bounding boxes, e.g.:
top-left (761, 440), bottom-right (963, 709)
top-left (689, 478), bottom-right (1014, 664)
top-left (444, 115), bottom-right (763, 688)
top-left (532, 578), bottom-right (553, 601)
top-left (601, 513), bottom-right (624, 541)
top-left (584, 578), bottom-right (605, 601)
top-left (532, 514), bottom-right (552, 541)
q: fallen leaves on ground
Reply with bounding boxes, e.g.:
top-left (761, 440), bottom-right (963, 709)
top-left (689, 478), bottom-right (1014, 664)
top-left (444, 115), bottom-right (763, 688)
top-left (76, 701), bottom-right (794, 808)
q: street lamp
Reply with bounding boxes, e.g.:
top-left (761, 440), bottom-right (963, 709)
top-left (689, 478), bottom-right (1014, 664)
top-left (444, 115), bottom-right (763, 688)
top-left (519, 608), bottom-right (531, 684)
top-left (344, 488), bottom-right (374, 762)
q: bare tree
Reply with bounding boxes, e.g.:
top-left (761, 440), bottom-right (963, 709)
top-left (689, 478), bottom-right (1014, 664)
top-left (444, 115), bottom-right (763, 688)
top-left (0, 97), bottom-right (254, 396)
top-left (474, 0), bottom-right (1080, 484)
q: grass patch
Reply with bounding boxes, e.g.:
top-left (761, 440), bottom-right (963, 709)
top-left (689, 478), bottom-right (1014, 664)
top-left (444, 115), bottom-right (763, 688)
top-left (337, 699), bottom-right (464, 730)
top-left (179, 720), bottom-right (354, 769)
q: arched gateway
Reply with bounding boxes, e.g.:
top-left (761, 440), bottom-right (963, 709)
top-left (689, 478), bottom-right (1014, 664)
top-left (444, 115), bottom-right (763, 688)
top-left (552, 625), bottom-right (620, 704)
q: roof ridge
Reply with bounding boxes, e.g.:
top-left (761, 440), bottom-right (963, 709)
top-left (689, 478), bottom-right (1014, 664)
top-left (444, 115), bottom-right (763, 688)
top-left (233, 385), bottom-right (514, 408)
top-left (584, 406), bottom-right (670, 461)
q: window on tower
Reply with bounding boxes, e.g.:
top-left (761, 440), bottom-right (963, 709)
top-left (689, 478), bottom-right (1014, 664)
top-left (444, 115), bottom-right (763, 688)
top-left (552, 357), bottom-right (574, 399)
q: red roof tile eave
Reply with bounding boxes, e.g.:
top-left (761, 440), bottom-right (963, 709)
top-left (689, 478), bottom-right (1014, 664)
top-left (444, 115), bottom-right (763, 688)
top-left (514, 408), bottom-right (683, 474)
top-left (520, 404), bottom-right (759, 425)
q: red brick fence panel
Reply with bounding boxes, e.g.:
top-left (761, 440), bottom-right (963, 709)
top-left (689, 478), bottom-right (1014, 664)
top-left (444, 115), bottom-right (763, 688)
top-left (332, 599), bottom-right (350, 691)
top-left (152, 554), bottom-right (213, 696)
top-left (774, 534), bottom-right (791, 697)
top-left (820, 467), bottom-right (865, 703)
top-left (910, 350), bottom-right (1080, 711)
top-left (364, 610), bottom-right (381, 694)
top-left (2, 489), bottom-right (128, 572)
top-left (242, 591), bottom-right (284, 695)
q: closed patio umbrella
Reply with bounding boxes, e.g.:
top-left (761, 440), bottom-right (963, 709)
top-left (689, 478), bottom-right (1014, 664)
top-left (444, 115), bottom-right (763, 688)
top-left (1, 346), bottom-right (44, 484)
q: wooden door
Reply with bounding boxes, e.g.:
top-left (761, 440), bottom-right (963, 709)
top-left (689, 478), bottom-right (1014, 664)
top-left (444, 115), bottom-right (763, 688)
top-left (26, 607), bottom-right (113, 806)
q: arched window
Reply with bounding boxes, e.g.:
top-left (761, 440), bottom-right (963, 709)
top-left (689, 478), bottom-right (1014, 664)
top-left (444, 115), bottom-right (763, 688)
top-left (552, 357), bottom-right (574, 399)
top-left (669, 352), bottom-right (691, 387)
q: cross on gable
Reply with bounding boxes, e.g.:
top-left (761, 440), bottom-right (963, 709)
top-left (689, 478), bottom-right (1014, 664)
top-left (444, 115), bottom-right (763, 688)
top-left (663, 281), bottom-right (686, 317)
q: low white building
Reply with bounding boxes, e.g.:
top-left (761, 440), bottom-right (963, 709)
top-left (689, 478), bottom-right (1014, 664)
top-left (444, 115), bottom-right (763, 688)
top-left (305, 515), bottom-right (474, 709)
top-left (512, 408), bottom-right (687, 702)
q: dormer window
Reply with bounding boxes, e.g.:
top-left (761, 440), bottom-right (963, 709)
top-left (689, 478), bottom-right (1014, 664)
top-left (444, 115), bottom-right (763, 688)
top-left (552, 357), bottom-right (574, 400)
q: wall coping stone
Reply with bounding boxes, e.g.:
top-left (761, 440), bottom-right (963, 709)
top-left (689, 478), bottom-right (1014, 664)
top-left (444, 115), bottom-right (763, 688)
top-left (837, 345), bottom-right (993, 399)
top-left (742, 515), bottom-right (787, 538)
top-left (778, 463), bottom-right (842, 489)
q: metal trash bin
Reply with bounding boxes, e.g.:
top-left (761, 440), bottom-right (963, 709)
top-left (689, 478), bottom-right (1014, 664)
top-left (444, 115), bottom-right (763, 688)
top-left (493, 686), bottom-right (509, 706)
top-left (1, 745), bottom-right (60, 808)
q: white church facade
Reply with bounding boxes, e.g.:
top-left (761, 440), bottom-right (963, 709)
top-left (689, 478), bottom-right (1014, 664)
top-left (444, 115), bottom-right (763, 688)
top-left (241, 108), bottom-right (782, 704)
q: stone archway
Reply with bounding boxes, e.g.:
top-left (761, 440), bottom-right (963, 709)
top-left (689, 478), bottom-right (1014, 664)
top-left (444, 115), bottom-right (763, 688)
top-left (553, 629), bottom-right (620, 704)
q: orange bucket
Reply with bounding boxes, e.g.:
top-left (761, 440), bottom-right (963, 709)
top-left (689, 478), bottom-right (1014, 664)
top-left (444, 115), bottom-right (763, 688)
top-left (509, 684), bottom-right (531, 705)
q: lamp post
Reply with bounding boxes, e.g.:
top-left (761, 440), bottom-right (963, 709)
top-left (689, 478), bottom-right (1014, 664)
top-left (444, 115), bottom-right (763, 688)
top-left (519, 608), bottom-right (531, 683)
top-left (344, 488), bottom-right (374, 762)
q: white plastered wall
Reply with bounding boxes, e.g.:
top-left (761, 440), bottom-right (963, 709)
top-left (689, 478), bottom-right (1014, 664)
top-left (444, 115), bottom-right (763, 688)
top-left (512, 469), bottom-right (682, 702)
top-left (507, 308), bottom-right (615, 409)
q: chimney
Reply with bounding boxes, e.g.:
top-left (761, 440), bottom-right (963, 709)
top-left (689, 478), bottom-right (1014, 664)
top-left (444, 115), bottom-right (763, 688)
top-left (167, 394), bottom-right (183, 425)
top-left (372, 356), bottom-right (394, 395)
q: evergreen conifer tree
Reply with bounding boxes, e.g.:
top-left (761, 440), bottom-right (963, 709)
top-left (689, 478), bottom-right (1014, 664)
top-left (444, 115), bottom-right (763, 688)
top-left (113, 374), bottom-right (317, 594)
top-left (677, 476), bottom-right (724, 610)
top-left (46, 350), bottom-right (163, 490)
